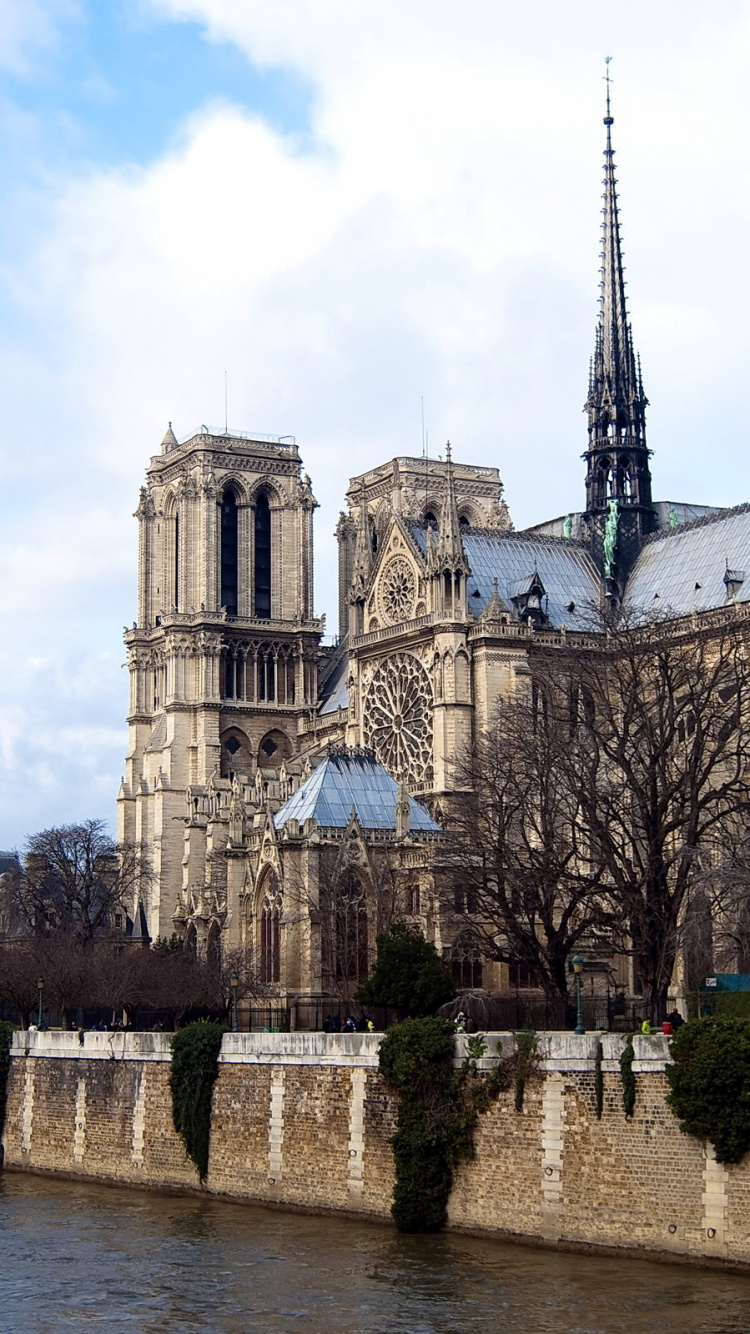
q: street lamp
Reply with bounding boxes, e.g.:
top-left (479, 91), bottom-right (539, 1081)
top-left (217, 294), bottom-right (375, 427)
top-left (36, 977), bottom-right (44, 1029)
top-left (229, 971), bottom-right (239, 1033)
top-left (572, 956), bottom-right (585, 1036)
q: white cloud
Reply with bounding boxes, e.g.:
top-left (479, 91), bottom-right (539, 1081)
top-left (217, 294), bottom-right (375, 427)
top-left (0, 0), bottom-right (78, 75)
top-left (3, 0), bottom-right (750, 840)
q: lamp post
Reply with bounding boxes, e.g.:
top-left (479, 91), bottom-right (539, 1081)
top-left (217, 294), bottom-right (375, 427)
top-left (572, 955), bottom-right (585, 1035)
top-left (36, 977), bottom-right (44, 1029)
top-left (229, 971), bottom-right (239, 1033)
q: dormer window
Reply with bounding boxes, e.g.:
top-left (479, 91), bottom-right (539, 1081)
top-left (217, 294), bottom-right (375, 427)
top-left (725, 568), bottom-right (745, 601)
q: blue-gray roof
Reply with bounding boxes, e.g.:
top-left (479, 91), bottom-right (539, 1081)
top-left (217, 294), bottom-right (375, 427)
top-left (463, 532), bottom-right (602, 629)
top-left (318, 653), bottom-right (348, 715)
top-left (274, 750), bottom-right (440, 833)
top-left (402, 520), bottom-right (602, 628)
top-left (624, 507), bottom-right (750, 616)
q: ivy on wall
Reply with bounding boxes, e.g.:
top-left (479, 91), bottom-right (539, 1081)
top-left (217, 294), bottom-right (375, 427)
top-left (620, 1035), bottom-right (636, 1119)
top-left (666, 1017), bottom-right (750, 1164)
top-left (169, 1021), bottom-right (225, 1181)
top-left (0, 1021), bottom-right (16, 1142)
top-left (378, 1018), bottom-right (534, 1233)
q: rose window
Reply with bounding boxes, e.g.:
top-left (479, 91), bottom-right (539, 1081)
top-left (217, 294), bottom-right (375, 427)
top-left (364, 653), bottom-right (433, 785)
top-left (380, 557), bottom-right (417, 625)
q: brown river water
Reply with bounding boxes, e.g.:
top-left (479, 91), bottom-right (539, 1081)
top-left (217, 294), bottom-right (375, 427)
top-left (2, 1174), bottom-right (750, 1334)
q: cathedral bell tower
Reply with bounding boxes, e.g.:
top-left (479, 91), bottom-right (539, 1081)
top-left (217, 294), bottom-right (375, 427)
top-left (117, 425), bottom-right (322, 941)
top-left (583, 72), bottom-right (655, 599)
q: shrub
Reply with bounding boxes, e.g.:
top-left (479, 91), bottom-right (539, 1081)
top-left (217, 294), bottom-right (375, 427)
top-left (169, 1020), bottom-right (225, 1181)
top-left (666, 1017), bottom-right (750, 1163)
top-left (356, 923), bottom-right (453, 1018)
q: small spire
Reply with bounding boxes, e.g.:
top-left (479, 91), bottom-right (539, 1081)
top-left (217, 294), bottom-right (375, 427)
top-left (161, 421), bottom-right (178, 451)
top-left (431, 441), bottom-right (470, 577)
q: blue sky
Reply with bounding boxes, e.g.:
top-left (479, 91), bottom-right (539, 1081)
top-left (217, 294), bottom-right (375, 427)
top-left (2, 0), bottom-right (750, 847)
top-left (1, 2), bottom-right (311, 167)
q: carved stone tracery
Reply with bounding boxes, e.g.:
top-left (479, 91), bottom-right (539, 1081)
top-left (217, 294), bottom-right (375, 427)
top-left (363, 652), bottom-right (433, 785)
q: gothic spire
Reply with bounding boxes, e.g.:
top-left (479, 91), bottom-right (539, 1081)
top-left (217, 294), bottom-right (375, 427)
top-left (433, 442), bottom-right (470, 574)
top-left (584, 67), bottom-right (648, 448)
top-left (350, 481), bottom-right (372, 597)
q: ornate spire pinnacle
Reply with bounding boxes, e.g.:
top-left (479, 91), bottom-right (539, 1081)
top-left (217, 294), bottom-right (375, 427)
top-left (584, 62), bottom-right (648, 449)
top-left (434, 442), bottom-right (470, 574)
top-left (350, 481), bottom-right (372, 597)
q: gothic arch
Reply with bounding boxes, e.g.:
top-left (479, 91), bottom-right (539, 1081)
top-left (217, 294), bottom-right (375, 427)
top-left (258, 728), bottom-right (292, 769)
top-left (256, 867), bottom-right (283, 986)
top-left (217, 474), bottom-right (250, 506)
top-left (247, 478), bottom-right (284, 508)
top-left (220, 726), bottom-right (253, 777)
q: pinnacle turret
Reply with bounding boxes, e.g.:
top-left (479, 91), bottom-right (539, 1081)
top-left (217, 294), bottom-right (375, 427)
top-left (431, 443), bottom-right (470, 576)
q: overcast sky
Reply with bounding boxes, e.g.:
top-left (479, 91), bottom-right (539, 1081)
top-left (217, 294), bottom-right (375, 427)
top-left (1, 0), bottom-right (749, 847)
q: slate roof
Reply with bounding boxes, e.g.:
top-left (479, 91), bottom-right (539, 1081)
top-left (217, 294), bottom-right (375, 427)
top-left (274, 750), bottom-right (440, 833)
top-left (403, 520), bottom-right (602, 628)
top-left (623, 506), bottom-right (750, 616)
top-left (318, 652), bottom-right (349, 715)
top-left (463, 531), bottom-right (602, 628)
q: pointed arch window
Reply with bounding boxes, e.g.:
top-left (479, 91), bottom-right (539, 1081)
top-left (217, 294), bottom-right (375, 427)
top-left (174, 512), bottom-right (180, 610)
top-left (255, 492), bottom-right (271, 618)
top-left (260, 876), bottom-right (282, 985)
top-left (333, 876), bottom-right (369, 983)
top-left (221, 488), bottom-right (239, 615)
top-left (451, 933), bottom-right (483, 989)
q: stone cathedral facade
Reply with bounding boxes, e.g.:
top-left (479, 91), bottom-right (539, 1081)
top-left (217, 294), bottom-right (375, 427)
top-left (118, 102), bottom-right (750, 1005)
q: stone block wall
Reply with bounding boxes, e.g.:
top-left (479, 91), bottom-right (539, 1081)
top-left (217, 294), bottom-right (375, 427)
top-left (3, 1029), bottom-right (750, 1267)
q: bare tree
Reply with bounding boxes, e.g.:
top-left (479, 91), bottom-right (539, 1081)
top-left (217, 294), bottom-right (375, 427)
top-left (442, 690), bottom-right (618, 1005)
top-left (9, 820), bottom-right (149, 943)
top-left (536, 614), bottom-right (750, 1018)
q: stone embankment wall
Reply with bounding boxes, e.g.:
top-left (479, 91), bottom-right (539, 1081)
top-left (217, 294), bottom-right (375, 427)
top-left (2, 1030), bottom-right (747, 1266)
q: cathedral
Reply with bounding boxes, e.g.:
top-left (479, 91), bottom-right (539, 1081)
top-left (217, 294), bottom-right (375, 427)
top-left (117, 97), bottom-right (750, 1009)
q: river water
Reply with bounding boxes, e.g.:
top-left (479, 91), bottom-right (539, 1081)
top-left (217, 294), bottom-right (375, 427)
top-left (2, 1175), bottom-right (750, 1334)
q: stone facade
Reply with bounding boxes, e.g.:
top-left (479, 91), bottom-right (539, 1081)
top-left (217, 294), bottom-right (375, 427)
top-left (4, 1029), bottom-right (750, 1267)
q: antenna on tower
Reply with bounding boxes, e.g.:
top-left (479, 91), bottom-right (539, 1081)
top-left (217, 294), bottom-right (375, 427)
top-left (224, 370), bottom-right (228, 435)
top-left (421, 396), bottom-right (426, 458)
top-left (604, 54), bottom-right (613, 122)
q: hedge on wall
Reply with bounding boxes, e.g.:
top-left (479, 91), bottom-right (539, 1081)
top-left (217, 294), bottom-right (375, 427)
top-left (666, 1017), bottom-right (750, 1163)
top-left (0, 1021), bottom-right (16, 1140)
top-left (378, 1018), bottom-right (525, 1233)
top-left (169, 1020), bottom-right (225, 1181)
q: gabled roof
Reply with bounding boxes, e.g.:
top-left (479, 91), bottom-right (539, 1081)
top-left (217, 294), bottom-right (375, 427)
top-left (274, 749), bottom-right (440, 833)
top-left (623, 506), bottom-right (750, 616)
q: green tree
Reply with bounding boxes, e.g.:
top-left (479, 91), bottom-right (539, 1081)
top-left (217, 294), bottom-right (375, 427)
top-left (356, 923), bottom-right (453, 1017)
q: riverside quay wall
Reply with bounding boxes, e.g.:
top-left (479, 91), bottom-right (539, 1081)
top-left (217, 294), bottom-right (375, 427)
top-left (2, 1029), bottom-right (747, 1266)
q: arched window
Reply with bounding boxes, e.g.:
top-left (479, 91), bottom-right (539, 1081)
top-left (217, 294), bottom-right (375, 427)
top-left (333, 876), bottom-right (369, 983)
top-left (255, 492), bottom-right (271, 618)
top-left (454, 884), bottom-right (478, 914)
top-left (174, 512), bottom-right (180, 610)
top-left (260, 876), bottom-right (282, 985)
top-left (221, 489), bottom-right (239, 615)
top-left (424, 510), bottom-right (438, 532)
top-left (451, 934), bottom-right (483, 989)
